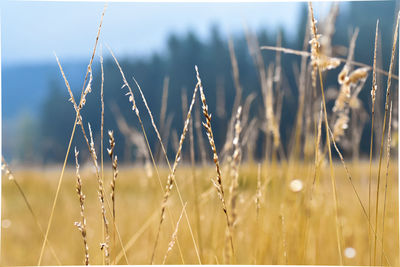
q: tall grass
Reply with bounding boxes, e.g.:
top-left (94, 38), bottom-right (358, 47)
top-left (2, 2), bottom-right (399, 266)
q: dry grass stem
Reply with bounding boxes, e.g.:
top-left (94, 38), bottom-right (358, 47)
top-left (327, 127), bottom-right (391, 265)
top-left (152, 75), bottom-right (201, 264)
top-left (108, 130), bottom-right (118, 264)
top-left (195, 104), bottom-right (207, 165)
top-left (99, 46), bottom-right (106, 264)
top-left (373, 11), bottom-right (400, 265)
top-left (74, 148), bottom-right (90, 266)
top-left (131, 65), bottom-right (200, 265)
top-left (259, 46), bottom-right (398, 80)
top-left (89, 123), bottom-right (110, 265)
top-left (196, 65), bottom-right (235, 261)
top-left (368, 20), bottom-right (379, 265)
top-left (309, 2), bottom-right (343, 264)
top-left (163, 203), bottom-right (187, 264)
top-left (380, 102), bottom-right (393, 264)
top-left (132, 76), bottom-right (171, 169)
top-left (107, 46), bottom-right (187, 265)
top-left (38, 6), bottom-right (106, 264)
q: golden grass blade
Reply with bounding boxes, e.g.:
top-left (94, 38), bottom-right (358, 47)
top-left (151, 76), bottom-right (201, 264)
top-left (163, 203), bottom-right (187, 264)
top-left (327, 127), bottom-right (392, 266)
top-left (57, 46), bottom-right (130, 265)
top-left (119, 59), bottom-right (201, 266)
top-left (368, 19), bottom-right (379, 266)
top-left (132, 73), bottom-right (201, 264)
top-left (115, 210), bottom-right (158, 264)
top-left (380, 101), bottom-right (393, 265)
top-left (196, 65), bottom-right (235, 262)
top-left (373, 10), bottom-right (400, 266)
top-left (188, 98), bottom-right (203, 261)
top-left (74, 148), bottom-right (90, 266)
top-left (260, 45), bottom-right (399, 80)
top-left (89, 123), bottom-right (110, 264)
top-left (309, 2), bottom-right (343, 264)
top-left (108, 131), bottom-right (118, 264)
top-left (106, 46), bottom-right (187, 265)
top-left (195, 103), bottom-right (208, 165)
top-left (38, 6), bottom-right (107, 265)
top-left (132, 76), bottom-right (171, 169)
top-left (99, 45), bottom-right (106, 265)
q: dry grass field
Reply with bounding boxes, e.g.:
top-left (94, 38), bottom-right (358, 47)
top-left (1, 2), bottom-right (399, 266)
top-left (2, 162), bottom-right (398, 265)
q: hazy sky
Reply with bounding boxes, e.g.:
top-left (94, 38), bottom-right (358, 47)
top-left (1, 1), bottom-right (334, 66)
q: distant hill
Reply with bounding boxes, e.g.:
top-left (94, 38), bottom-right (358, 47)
top-left (2, 61), bottom-right (88, 120)
top-left (2, 61), bottom-right (89, 161)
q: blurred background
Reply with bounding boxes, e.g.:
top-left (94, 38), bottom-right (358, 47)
top-left (1, 1), bottom-right (399, 165)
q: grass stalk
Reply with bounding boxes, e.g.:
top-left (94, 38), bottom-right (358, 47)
top-left (380, 102), bottom-right (393, 265)
top-left (106, 46), bottom-right (187, 265)
top-left (368, 19), bottom-right (379, 266)
top-left (150, 75), bottom-right (201, 264)
top-left (260, 46), bottom-right (398, 81)
top-left (100, 45), bottom-right (106, 265)
top-left (74, 148), bottom-right (90, 266)
top-left (328, 126), bottom-right (391, 265)
top-left (309, 3), bottom-right (343, 264)
top-left (38, 6), bottom-right (106, 265)
top-left (56, 52), bottom-right (129, 265)
top-left (108, 131), bottom-right (118, 265)
top-left (196, 65), bottom-right (235, 262)
top-left (373, 11), bottom-right (399, 266)
top-left (162, 203), bottom-right (187, 264)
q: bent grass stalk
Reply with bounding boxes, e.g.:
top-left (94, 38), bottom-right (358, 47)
top-left (150, 77), bottom-right (201, 264)
top-left (260, 46), bottom-right (398, 80)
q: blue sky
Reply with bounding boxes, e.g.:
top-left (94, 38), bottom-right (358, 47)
top-left (1, 1), bottom-right (335, 66)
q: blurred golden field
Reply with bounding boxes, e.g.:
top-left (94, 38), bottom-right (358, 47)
top-left (2, 161), bottom-right (398, 265)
